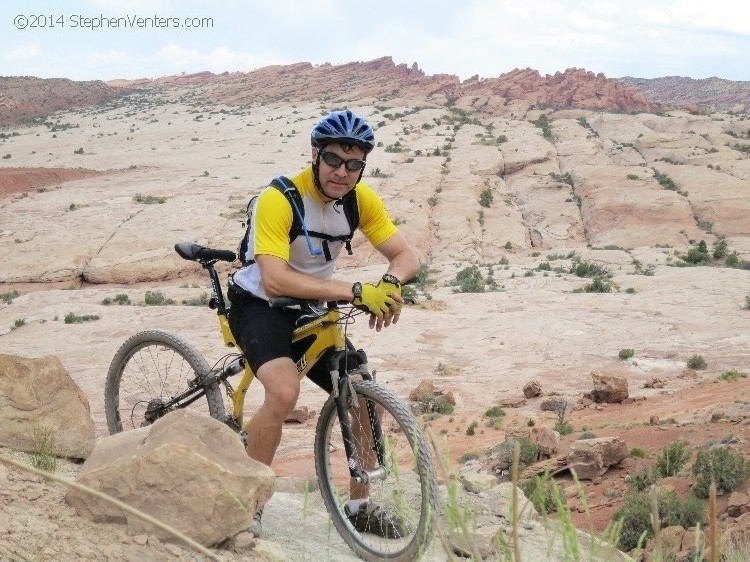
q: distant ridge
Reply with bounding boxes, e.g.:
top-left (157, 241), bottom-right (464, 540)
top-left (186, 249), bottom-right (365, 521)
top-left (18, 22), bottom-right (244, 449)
top-left (1, 58), bottom-right (656, 127)
top-left (618, 76), bottom-right (750, 110)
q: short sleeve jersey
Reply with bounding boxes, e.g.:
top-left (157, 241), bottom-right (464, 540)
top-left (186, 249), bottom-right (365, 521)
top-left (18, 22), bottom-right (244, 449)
top-left (233, 165), bottom-right (398, 299)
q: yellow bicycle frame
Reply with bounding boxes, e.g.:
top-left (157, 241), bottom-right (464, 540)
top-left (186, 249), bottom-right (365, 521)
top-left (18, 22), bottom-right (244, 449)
top-left (217, 308), bottom-right (347, 428)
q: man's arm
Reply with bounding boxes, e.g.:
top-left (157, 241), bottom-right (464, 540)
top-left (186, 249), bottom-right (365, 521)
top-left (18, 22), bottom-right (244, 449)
top-left (256, 254), bottom-right (355, 301)
top-left (376, 231), bottom-right (420, 284)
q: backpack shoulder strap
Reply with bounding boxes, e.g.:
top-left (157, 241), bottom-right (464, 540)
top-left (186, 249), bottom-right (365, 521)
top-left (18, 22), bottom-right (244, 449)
top-left (338, 188), bottom-right (359, 256)
top-left (270, 176), bottom-right (303, 242)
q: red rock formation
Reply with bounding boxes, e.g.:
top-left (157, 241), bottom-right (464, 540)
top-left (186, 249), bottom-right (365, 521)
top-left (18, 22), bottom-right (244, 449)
top-left (0, 77), bottom-right (130, 127)
top-left (111, 58), bottom-right (653, 112)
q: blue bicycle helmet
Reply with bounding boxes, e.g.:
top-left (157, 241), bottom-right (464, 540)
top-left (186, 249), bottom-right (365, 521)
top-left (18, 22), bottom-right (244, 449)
top-left (311, 110), bottom-right (375, 153)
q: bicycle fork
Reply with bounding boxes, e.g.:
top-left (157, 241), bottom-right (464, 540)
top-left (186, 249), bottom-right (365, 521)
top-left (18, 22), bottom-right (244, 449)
top-left (327, 349), bottom-right (387, 485)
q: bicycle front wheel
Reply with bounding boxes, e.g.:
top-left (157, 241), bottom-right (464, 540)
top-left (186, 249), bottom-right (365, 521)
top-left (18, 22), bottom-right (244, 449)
top-left (104, 330), bottom-right (225, 434)
top-left (314, 379), bottom-right (438, 562)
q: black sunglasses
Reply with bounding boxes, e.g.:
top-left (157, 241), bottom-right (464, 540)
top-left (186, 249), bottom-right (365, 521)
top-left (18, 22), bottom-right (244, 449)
top-left (319, 150), bottom-right (367, 172)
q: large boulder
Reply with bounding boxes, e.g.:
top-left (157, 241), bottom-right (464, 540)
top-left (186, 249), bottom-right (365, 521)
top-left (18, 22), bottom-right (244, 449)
top-left (530, 427), bottom-right (560, 458)
top-left (523, 379), bottom-right (542, 398)
top-left (566, 437), bottom-right (628, 480)
top-left (591, 372), bottom-right (629, 403)
top-left (65, 409), bottom-right (275, 546)
top-left (0, 354), bottom-right (95, 458)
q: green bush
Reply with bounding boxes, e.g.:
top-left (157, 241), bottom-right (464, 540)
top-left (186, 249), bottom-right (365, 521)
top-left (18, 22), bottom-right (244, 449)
top-left (655, 441), bottom-right (690, 477)
top-left (1, 290), bottom-right (20, 304)
top-left (583, 276), bottom-right (612, 293)
top-left (484, 406), bottom-right (505, 418)
top-left (113, 293), bottom-right (131, 305)
top-left (133, 193), bottom-right (167, 205)
top-left (418, 394), bottom-right (454, 415)
top-left (64, 312), bottom-right (101, 324)
top-left (458, 451), bottom-right (479, 463)
top-left (626, 174), bottom-right (639, 180)
top-left (522, 475), bottom-right (560, 515)
top-left (721, 369), bottom-right (747, 382)
top-left (614, 489), bottom-right (705, 552)
top-left (687, 354), bottom-right (707, 370)
top-left (479, 188), bottom-right (493, 208)
top-left (466, 421), bottom-right (478, 436)
top-left (182, 292), bottom-right (209, 306)
top-left (577, 431), bottom-right (597, 440)
top-left (13, 318), bottom-right (25, 328)
top-left (554, 421), bottom-right (574, 435)
top-left (626, 466), bottom-right (657, 491)
top-left (630, 447), bottom-right (647, 459)
top-left (144, 291), bottom-right (175, 306)
top-left (452, 265), bottom-right (485, 293)
top-left (619, 348), bottom-right (635, 360)
top-left (692, 446), bottom-right (750, 498)
top-left (571, 259), bottom-right (610, 279)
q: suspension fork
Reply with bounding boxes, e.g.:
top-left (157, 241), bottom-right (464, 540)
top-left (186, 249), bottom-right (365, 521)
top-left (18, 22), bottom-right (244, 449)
top-left (327, 349), bottom-right (386, 484)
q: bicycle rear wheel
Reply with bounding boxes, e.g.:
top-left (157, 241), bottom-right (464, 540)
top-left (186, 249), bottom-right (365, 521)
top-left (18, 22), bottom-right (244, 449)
top-left (104, 329), bottom-right (225, 434)
top-left (314, 379), bottom-right (438, 562)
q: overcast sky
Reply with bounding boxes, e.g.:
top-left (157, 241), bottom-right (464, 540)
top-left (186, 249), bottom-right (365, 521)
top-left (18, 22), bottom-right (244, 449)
top-left (2, 0), bottom-right (749, 82)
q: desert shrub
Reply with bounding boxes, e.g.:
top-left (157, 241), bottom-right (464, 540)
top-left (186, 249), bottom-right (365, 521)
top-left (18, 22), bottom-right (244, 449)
top-left (479, 187), bottom-right (493, 208)
top-left (418, 393), bottom-right (454, 415)
top-left (554, 421), bottom-right (574, 435)
top-left (13, 318), bottom-right (25, 328)
top-left (452, 265), bottom-right (485, 293)
top-left (619, 348), bottom-right (635, 360)
top-left (692, 446), bottom-right (750, 498)
top-left (531, 114), bottom-right (553, 141)
top-left (113, 293), bottom-right (130, 305)
top-left (721, 369), bottom-right (747, 382)
top-left (64, 312), bottom-right (100, 324)
top-left (31, 427), bottom-right (57, 473)
top-left (465, 421), bottom-right (478, 436)
top-left (626, 174), bottom-right (639, 180)
top-left (73, 147), bottom-right (84, 154)
top-left (713, 238), bottom-right (728, 259)
top-left (614, 489), bottom-right (704, 552)
top-left (571, 259), bottom-right (610, 279)
top-left (583, 276), bottom-right (612, 293)
top-left (182, 292), bottom-right (209, 306)
top-left (522, 474), bottom-right (561, 515)
top-left (746, 293), bottom-right (750, 310)
top-left (133, 193), bottom-right (167, 204)
top-left (613, 492), bottom-right (652, 551)
top-left (626, 466), bottom-right (657, 491)
top-left (655, 441), bottom-right (691, 477)
top-left (458, 451), bottom-right (479, 463)
top-left (630, 447), bottom-right (647, 459)
top-left (1, 290), bottom-right (20, 304)
top-left (144, 291), bottom-right (175, 306)
top-left (537, 262), bottom-right (551, 271)
top-left (687, 354), bottom-right (707, 370)
top-left (549, 171), bottom-right (573, 186)
top-left (577, 431), bottom-right (597, 440)
top-left (484, 406), bottom-right (505, 419)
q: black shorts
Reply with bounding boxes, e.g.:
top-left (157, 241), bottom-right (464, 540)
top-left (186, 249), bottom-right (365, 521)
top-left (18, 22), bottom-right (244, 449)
top-left (227, 293), bottom-right (335, 394)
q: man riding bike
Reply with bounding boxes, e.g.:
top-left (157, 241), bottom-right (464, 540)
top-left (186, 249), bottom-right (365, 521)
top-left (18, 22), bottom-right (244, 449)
top-left (227, 109), bottom-right (419, 537)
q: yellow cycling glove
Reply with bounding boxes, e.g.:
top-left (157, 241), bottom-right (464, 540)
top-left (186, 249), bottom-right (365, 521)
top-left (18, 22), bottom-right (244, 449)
top-left (378, 274), bottom-right (402, 313)
top-left (352, 282), bottom-right (395, 318)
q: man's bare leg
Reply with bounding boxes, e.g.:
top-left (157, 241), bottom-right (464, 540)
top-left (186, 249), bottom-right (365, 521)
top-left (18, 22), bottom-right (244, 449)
top-left (246, 357), bottom-right (300, 465)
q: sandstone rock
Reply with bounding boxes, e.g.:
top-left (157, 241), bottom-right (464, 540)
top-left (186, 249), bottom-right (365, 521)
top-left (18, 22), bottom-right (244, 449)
top-left (408, 379), bottom-right (435, 401)
top-left (459, 470), bottom-right (498, 494)
top-left (284, 406), bottom-right (315, 424)
top-left (65, 409), bottom-right (275, 546)
top-left (523, 379), bottom-right (542, 398)
top-left (650, 415), bottom-right (660, 425)
top-left (498, 397), bottom-right (527, 408)
top-left (591, 372), bottom-right (629, 403)
top-left (485, 482), bottom-right (539, 524)
top-left (0, 354), bottom-right (95, 458)
top-left (451, 524), bottom-right (502, 558)
top-left (540, 396), bottom-right (568, 412)
top-left (643, 377), bottom-right (666, 389)
top-left (567, 437), bottom-right (628, 480)
top-left (680, 527), bottom-right (704, 552)
top-left (252, 539), bottom-right (287, 561)
top-left (727, 491), bottom-right (750, 517)
top-left (530, 427), bottom-right (560, 458)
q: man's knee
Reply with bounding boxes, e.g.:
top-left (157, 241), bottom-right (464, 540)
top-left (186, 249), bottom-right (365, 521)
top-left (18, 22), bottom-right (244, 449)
top-left (257, 358), bottom-right (300, 413)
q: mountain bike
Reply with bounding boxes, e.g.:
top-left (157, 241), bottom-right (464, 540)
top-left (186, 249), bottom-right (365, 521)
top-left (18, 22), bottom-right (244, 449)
top-left (104, 242), bottom-right (438, 562)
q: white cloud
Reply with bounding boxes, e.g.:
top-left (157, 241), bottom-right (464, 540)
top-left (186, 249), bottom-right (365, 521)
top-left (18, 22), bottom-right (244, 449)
top-left (156, 44), bottom-right (285, 73)
top-left (3, 44), bottom-right (41, 61)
